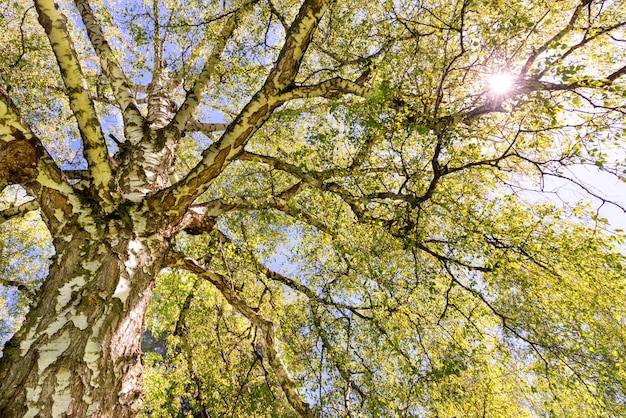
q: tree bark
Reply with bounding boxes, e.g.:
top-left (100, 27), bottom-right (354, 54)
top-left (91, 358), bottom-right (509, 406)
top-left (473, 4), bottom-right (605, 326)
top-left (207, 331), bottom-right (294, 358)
top-left (0, 221), bottom-right (168, 417)
top-left (0, 1), bottom-right (333, 416)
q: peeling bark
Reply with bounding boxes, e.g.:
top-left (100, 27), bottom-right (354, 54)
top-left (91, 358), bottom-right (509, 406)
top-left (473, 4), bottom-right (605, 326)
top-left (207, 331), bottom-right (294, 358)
top-left (0, 1), bottom-right (332, 416)
top-left (73, 0), bottom-right (145, 144)
top-left (151, 0), bottom-right (331, 223)
top-left (0, 208), bottom-right (169, 417)
top-left (35, 0), bottom-right (114, 208)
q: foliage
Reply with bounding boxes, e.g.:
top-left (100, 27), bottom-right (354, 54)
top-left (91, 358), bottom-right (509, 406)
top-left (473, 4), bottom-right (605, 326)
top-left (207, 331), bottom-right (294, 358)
top-left (1, 0), bottom-right (626, 416)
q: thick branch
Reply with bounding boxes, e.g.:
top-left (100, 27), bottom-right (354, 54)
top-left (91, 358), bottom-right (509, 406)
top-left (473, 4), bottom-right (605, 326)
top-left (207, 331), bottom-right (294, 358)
top-left (73, 0), bottom-right (144, 143)
top-left (263, 0), bottom-right (331, 95)
top-left (63, 169), bottom-right (89, 180)
top-left (34, 0), bottom-right (114, 206)
top-left (186, 119), bottom-right (230, 135)
top-left (176, 185), bottom-right (332, 236)
top-left (165, 253), bottom-right (315, 418)
top-left (0, 86), bottom-right (90, 236)
top-left (278, 77), bottom-right (371, 101)
top-left (151, 0), bottom-right (331, 223)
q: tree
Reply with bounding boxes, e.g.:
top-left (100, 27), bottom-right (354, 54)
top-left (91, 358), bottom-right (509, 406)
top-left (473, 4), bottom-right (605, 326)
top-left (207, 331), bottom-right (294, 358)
top-left (0, 0), bottom-right (625, 415)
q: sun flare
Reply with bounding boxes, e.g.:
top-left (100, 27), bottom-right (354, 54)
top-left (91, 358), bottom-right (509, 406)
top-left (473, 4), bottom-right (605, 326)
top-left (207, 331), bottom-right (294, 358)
top-left (489, 73), bottom-right (515, 95)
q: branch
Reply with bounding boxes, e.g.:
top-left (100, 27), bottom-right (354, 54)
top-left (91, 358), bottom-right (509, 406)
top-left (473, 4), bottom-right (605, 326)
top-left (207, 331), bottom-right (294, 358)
top-left (176, 184), bottom-right (333, 236)
top-left (8, 6), bottom-right (35, 69)
top-left (439, 262), bottom-right (567, 377)
top-left (186, 119), bottom-right (230, 135)
top-left (0, 200), bottom-right (39, 225)
top-left (607, 63), bottom-right (626, 83)
top-left (277, 77), bottom-right (371, 101)
top-left (416, 242), bottom-right (493, 272)
top-left (235, 152), bottom-right (375, 221)
top-left (0, 278), bottom-right (36, 299)
top-left (215, 230), bottom-right (374, 318)
top-left (237, 151), bottom-right (431, 213)
top-left (173, 205), bottom-right (219, 236)
top-left (73, 0), bottom-right (144, 143)
top-left (520, 0), bottom-right (587, 76)
top-left (0, 86), bottom-right (90, 236)
top-left (532, 66), bottom-right (626, 91)
top-left (150, 0), bottom-right (331, 224)
top-left (170, 11), bottom-right (241, 133)
top-left (264, 265), bottom-right (372, 320)
top-left (537, 20), bottom-right (626, 80)
top-left (349, 133), bottom-right (377, 170)
top-left (63, 169), bottom-right (89, 180)
top-left (237, 150), bottom-right (389, 187)
top-left (34, 0), bottom-right (114, 206)
top-left (165, 252), bottom-right (315, 418)
top-left (263, 0), bottom-right (331, 95)
top-left (267, 0), bottom-right (289, 32)
top-left (310, 304), bottom-right (366, 400)
top-left (435, 61), bottom-right (626, 129)
top-left (510, 152), bottom-right (626, 214)
top-left (237, 151), bottom-right (323, 184)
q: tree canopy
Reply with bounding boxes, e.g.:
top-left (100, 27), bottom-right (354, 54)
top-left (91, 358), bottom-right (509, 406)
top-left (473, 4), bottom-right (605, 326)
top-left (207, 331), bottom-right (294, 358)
top-left (1, 0), bottom-right (625, 416)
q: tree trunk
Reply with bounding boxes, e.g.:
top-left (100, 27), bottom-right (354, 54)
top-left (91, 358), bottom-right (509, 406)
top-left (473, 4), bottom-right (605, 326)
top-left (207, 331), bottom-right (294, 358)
top-left (0, 221), bottom-right (168, 417)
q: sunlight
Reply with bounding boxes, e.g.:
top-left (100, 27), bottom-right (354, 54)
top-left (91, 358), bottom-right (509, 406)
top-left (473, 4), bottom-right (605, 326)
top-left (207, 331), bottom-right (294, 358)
top-left (489, 73), bottom-right (515, 95)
